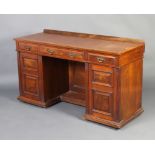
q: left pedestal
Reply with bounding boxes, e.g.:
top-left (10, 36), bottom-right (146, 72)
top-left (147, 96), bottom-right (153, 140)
top-left (17, 52), bottom-right (46, 107)
top-left (17, 51), bottom-right (69, 107)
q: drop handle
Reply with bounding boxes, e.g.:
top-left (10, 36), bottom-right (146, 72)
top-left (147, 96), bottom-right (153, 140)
top-left (47, 49), bottom-right (55, 54)
top-left (69, 53), bottom-right (75, 57)
top-left (97, 57), bottom-right (105, 63)
top-left (25, 46), bottom-right (31, 51)
top-left (69, 53), bottom-right (78, 58)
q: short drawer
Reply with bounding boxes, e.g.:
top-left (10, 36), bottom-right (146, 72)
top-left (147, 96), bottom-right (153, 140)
top-left (18, 42), bottom-right (38, 54)
top-left (90, 65), bottom-right (114, 91)
top-left (20, 53), bottom-right (38, 75)
top-left (88, 53), bottom-right (117, 66)
top-left (40, 46), bottom-right (85, 61)
top-left (92, 70), bottom-right (113, 87)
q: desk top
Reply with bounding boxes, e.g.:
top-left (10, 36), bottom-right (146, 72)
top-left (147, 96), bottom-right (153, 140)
top-left (15, 29), bottom-right (145, 55)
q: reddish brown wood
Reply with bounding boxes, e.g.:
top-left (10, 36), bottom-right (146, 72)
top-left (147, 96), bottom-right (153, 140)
top-left (18, 42), bottom-right (38, 54)
top-left (88, 53), bottom-right (117, 67)
top-left (61, 61), bottom-right (86, 106)
top-left (15, 29), bottom-right (145, 128)
top-left (42, 57), bottom-right (69, 104)
top-left (19, 53), bottom-right (40, 101)
top-left (119, 59), bottom-right (143, 120)
top-left (39, 45), bottom-right (85, 62)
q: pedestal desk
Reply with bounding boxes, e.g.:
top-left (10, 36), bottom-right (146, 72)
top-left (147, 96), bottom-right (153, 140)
top-left (15, 29), bottom-right (145, 128)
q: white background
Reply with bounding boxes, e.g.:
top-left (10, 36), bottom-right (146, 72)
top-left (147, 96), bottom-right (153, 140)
top-left (0, 0), bottom-right (155, 155)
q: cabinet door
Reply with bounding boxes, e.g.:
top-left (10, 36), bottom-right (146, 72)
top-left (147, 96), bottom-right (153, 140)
top-left (21, 74), bottom-right (40, 100)
top-left (91, 90), bottom-right (113, 120)
top-left (88, 64), bottom-right (115, 121)
top-left (19, 52), bottom-right (41, 100)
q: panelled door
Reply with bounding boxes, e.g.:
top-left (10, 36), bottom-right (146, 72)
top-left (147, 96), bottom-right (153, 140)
top-left (88, 64), bottom-right (117, 121)
top-left (19, 52), bottom-right (41, 100)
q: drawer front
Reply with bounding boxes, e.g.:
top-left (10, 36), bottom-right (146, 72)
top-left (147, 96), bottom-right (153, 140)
top-left (18, 42), bottom-right (38, 54)
top-left (88, 53), bottom-right (116, 66)
top-left (91, 65), bottom-right (114, 90)
top-left (40, 46), bottom-right (85, 61)
top-left (21, 74), bottom-right (40, 100)
top-left (20, 53), bottom-right (38, 75)
top-left (23, 57), bottom-right (38, 69)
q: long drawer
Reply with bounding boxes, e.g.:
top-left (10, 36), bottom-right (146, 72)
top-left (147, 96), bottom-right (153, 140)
top-left (39, 45), bottom-right (85, 62)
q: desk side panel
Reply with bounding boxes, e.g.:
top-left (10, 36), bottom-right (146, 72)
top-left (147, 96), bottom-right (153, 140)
top-left (119, 58), bottom-right (144, 122)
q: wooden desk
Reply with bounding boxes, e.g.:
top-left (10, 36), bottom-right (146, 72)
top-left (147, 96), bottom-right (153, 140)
top-left (15, 29), bottom-right (145, 128)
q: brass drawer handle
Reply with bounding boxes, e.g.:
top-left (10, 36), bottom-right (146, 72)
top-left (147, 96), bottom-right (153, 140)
top-left (69, 53), bottom-right (79, 58)
top-left (97, 57), bottom-right (105, 63)
top-left (25, 46), bottom-right (31, 51)
top-left (47, 49), bottom-right (55, 54)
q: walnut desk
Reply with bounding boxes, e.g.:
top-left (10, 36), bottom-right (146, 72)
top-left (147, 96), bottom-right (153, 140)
top-left (15, 29), bottom-right (145, 128)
